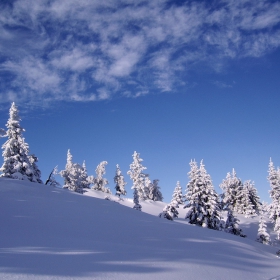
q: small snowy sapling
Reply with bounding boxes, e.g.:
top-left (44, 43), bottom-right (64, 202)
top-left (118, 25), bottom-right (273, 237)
top-left (171, 181), bottom-right (184, 205)
top-left (256, 205), bottom-right (271, 245)
top-left (159, 201), bottom-right (179, 221)
top-left (45, 166), bottom-right (61, 187)
top-left (225, 209), bottom-right (246, 237)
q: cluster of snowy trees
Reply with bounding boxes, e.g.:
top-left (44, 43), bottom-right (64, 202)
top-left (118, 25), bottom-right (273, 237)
top-left (59, 150), bottom-right (122, 195)
top-left (160, 160), bottom-right (246, 236)
top-left (160, 159), bottom-right (280, 244)
top-left (0, 103), bottom-right (279, 245)
top-left (220, 169), bottom-right (260, 217)
top-left (58, 149), bottom-right (163, 207)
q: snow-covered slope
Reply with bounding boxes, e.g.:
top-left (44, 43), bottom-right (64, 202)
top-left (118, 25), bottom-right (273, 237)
top-left (0, 178), bottom-right (279, 280)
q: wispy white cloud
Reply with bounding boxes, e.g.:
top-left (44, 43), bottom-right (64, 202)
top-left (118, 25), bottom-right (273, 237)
top-left (50, 47), bottom-right (95, 72)
top-left (0, 0), bottom-right (280, 105)
top-left (212, 80), bottom-right (234, 89)
top-left (2, 57), bottom-right (61, 93)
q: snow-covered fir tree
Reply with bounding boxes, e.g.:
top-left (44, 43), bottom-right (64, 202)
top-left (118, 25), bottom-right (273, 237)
top-left (256, 205), bottom-right (271, 245)
top-left (144, 176), bottom-right (152, 199)
top-left (275, 217), bottom-right (280, 241)
top-left (185, 160), bottom-right (222, 230)
top-left (148, 179), bottom-right (163, 201)
top-left (60, 149), bottom-right (73, 187)
top-left (239, 180), bottom-right (255, 217)
top-left (45, 166), bottom-right (61, 187)
top-left (65, 162), bottom-right (84, 193)
top-left (171, 181), bottom-right (184, 205)
top-left (246, 180), bottom-right (261, 214)
top-left (127, 151), bottom-right (148, 200)
top-left (267, 158), bottom-right (280, 240)
top-left (29, 154), bottom-right (43, 184)
top-left (60, 150), bottom-right (85, 193)
top-left (239, 180), bottom-right (260, 217)
top-left (81, 161), bottom-right (90, 189)
top-left (132, 186), bottom-right (142, 211)
top-left (0, 102), bottom-right (42, 183)
top-left (91, 161), bottom-right (111, 194)
top-left (159, 201), bottom-right (179, 221)
top-left (220, 169), bottom-right (243, 212)
top-left (114, 164), bottom-right (127, 197)
top-left (225, 209), bottom-right (246, 237)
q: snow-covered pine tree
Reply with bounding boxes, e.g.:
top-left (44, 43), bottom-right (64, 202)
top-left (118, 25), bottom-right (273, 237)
top-left (45, 166), bottom-right (61, 187)
top-left (144, 176), bottom-right (152, 199)
top-left (29, 154), bottom-right (43, 184)
top-left (256, 205), bottom-right (271, 245)
top-left (60, 150), bottom-right (84, 193)
top-left (149, 179), bottom-right (163, 201)
top-left (275, 216), bottom-right (280, 241)
top-left (60, 149), bottom-right (73, 188)
top-left (171, 181), bottom-right (184, 205)
top-left (114, 164), bottom-right (127, 197)
top-left (159, 201), bottom-right (179, 221)
top-left (239, 180), bottom-right (260, 217)
top-left (91, 161), bottom-right (111, 194)
top-left (220, 169), bottom-right (243, 212)
top-left (184, 160), bottom-right (199, 209)
top-left (239, 180), bottom-right (255, 217)
top-left (66, 162), bottom-right (84, 193)
top-left (81, 161), bottom-right (90, 189)
top-left (247, 180), bottom-right (261, 214)
top-left (219, 172), bottom-right (231, 209)
top-left (225, 209), bottom-right (246, 237)
top-left (132, 186), bottom-right (142, 211)
top-left (0, 102), bottom-right (41, 183)
top-left (127, 151), bottom-right (148, 200)
top-left (185, 160), bottom-right (222, 230)
top-left (267, 158), bottom-right (280, 240)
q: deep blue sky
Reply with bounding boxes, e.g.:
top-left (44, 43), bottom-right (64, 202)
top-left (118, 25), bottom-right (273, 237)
top-left (1, 0), bottom-right (280, 202)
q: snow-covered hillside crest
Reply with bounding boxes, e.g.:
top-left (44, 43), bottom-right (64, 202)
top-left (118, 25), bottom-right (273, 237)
top-left (0, 178), bottom-right (280, 280)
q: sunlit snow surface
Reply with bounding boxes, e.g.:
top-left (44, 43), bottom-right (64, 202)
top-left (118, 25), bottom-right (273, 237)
top-left (0, 178), bottom-right (279, 280)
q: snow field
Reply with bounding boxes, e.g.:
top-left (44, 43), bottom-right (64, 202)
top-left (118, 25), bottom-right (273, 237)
top-left (0, 178), bottom-right (279, 280)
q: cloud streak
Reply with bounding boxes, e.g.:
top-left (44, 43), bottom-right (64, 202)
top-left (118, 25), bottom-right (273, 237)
top-left (0, 0), bottom-right (280, 105)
